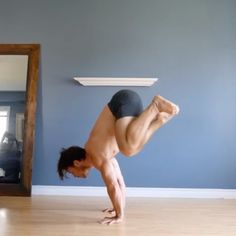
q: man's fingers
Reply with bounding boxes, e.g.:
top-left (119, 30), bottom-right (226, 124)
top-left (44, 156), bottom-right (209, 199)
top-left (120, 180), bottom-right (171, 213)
top-left (102, 208), bottom-right (115, 214)
top-left (98, 217), bottom-right (111, 225)
top-left (99, 216), bottom-right (122, 225)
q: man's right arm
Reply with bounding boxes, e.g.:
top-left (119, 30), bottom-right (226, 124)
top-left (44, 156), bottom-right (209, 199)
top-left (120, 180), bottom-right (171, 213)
top-left (112, 158), bottom-right (126, 209)
top-left (99, 161), bottom-right (124, 225)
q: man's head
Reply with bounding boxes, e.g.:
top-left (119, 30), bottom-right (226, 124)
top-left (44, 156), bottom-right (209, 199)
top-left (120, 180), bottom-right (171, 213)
top-left (57, 146), bottom-right (87, 180)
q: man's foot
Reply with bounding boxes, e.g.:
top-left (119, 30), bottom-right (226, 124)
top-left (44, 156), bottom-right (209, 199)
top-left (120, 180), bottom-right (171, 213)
top-left (158, 112), bottom-right (174, 125)
top-left (153, 95), bottom-right (179, 115)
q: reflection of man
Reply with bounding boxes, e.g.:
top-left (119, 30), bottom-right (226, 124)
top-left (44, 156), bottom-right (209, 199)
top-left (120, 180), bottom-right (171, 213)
top-left (57, 89), bottom-right (179, 225)
top-left (0, 168), bottom-right (5, 177)
top-left (0, 131), bottom-right (21, 183)
top-left (0, 131), bottom-right (18, 151)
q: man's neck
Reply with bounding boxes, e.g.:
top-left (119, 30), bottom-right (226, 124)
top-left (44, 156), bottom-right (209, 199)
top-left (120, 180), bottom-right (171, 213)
top-left (84, 154), bottom-right (94, 168)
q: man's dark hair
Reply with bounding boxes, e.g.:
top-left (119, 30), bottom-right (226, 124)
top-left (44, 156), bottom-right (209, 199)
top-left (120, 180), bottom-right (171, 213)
top-left (57, 146), bottom-right (86, 180)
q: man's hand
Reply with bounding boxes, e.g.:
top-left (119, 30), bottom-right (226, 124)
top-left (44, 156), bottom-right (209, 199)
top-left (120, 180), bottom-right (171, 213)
top-left (99, 216), bottom-right (123, 225)
top-left (102, 208), bottom-right (115, 214)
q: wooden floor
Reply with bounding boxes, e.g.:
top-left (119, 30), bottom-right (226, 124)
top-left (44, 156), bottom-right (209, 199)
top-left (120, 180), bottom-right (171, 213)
top-left (0, 196), bottom-right (236, 236)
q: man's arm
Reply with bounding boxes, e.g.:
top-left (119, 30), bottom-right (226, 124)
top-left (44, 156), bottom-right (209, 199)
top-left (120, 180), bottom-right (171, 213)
top-left (103, 158), bottom-right (126, 214)
top-left (112, 158), bottom-right (126, 209)
top-left (99, 160), bottom-right (124, 225)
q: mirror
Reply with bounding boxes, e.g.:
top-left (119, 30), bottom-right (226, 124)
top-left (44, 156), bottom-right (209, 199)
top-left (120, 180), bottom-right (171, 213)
top-left (0, 44), bottom-right (40, 196)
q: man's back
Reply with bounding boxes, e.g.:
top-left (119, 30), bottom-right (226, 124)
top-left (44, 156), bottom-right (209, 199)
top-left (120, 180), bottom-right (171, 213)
top-left (85, 106), bottom-right (120, 168)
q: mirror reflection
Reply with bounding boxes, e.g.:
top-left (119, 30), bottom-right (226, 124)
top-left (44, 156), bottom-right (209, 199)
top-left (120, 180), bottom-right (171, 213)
top-left (0, 55), bottom-right (28, 183)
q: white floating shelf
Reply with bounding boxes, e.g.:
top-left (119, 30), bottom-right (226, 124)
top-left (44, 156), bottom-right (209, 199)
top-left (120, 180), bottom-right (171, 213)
top-left (74, 77), bottom-right (158, 87)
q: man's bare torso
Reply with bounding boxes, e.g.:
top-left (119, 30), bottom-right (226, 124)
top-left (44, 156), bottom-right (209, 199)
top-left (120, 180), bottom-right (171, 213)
top-left (85, 106), bottom-right (119, 168)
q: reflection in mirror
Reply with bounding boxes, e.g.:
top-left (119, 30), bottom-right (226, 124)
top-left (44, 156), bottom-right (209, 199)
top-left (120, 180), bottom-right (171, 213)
top-left (0, 55), bottom-right (28, 184)
top-left (0, 44), bottom-right (40, 196)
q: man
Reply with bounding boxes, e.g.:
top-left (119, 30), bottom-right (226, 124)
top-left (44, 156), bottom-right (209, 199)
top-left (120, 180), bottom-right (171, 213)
top-left (57, 89), bottom-right (179, 225)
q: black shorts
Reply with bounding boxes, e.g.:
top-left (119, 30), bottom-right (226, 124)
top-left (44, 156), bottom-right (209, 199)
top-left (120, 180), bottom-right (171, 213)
top-left (108, 90), bottom-right (143, 119)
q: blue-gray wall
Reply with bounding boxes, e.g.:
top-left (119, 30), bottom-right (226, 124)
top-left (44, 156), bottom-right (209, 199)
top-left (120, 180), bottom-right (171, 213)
top-left (0, 0), bottom-right (235, 188)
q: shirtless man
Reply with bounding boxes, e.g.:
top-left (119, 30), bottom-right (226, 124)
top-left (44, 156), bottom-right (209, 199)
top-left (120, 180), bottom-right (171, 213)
top-left (57, 89), bottom-right (179, 225)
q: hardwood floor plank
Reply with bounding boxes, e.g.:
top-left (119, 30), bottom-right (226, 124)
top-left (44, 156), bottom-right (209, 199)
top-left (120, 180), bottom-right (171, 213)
top-left (1, 196), bottom-right (236, 236)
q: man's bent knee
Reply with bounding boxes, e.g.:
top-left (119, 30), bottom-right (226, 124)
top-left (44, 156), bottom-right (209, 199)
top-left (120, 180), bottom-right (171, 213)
top-left (120, 146), bottom-right (139, 157)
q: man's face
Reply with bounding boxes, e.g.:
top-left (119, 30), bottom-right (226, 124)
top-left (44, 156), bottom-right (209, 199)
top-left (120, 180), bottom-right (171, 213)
top-left (67, 165), bottom-right (89, 178)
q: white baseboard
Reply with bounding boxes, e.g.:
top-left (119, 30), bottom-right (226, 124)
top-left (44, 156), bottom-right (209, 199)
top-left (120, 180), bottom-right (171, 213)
top-left (32, 185), bottom-right (236, 199)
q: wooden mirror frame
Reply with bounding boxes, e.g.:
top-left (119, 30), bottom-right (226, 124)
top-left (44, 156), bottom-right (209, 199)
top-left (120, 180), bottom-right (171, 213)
top-left (0, 44), bottom-right (40, 196)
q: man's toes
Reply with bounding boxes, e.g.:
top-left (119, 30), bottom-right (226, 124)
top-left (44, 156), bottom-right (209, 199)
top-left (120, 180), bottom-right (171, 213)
top-left (171, 105), bottom-right (180, 115)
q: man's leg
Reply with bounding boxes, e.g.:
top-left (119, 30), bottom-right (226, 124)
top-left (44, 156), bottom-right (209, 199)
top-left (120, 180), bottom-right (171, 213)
top-left (114, 96), bottom-right (179, 156)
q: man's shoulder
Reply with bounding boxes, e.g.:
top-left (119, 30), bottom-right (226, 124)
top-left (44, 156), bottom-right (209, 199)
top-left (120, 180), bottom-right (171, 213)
top-left (92, 157), bottom-right (114, 172)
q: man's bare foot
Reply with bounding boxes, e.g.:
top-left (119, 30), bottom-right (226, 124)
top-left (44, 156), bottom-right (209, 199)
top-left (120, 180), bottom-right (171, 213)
top-left (158, 112), bottom-right (174, 125)
top-left (153, 96), bottom-right (179, 115)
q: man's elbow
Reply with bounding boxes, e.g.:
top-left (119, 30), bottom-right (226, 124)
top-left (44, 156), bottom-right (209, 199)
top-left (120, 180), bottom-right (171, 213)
top-left (107, 183), bottom-right (120, 196)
